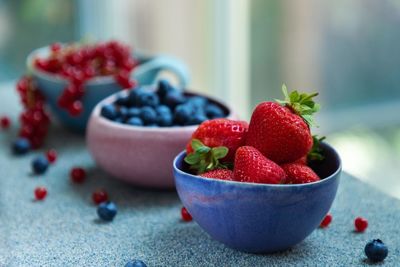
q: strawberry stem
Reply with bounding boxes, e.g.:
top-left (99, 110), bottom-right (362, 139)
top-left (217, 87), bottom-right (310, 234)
top-left (307, 135), bottom-right (326, 161)
top-left (184, 139), bottom-right (229, 174)
top-left (275, 84), bottom-right (320, 127)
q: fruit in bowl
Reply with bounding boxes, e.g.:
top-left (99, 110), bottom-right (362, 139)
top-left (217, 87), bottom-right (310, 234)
top-left (86, 81), bottom-right (236, 188)
top-left (25, 40), bottom-right (189, 132)
top-left (173, 85), bottom-right (342, 253)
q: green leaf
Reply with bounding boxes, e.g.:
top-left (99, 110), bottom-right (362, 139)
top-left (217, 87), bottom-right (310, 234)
top-left (211, 146), bottom-right (228, 159)
top-left (184, 153), bottom-right (201, 164)
top-left (191, 139), bottom-right (204, 151)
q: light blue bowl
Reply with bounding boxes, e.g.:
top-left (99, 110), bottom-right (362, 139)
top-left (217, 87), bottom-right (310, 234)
top-left (173, 143), bottom-right (341, 253)
top-left (26, 46), bottom-right (190, 132)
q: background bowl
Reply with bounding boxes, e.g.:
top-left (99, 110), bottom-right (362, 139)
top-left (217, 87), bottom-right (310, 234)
top-left (87, 90), bottom-right (237, 188)
top-left (173, 143), bottom-right (342, 253)
top-left (26, 46), bottom-right (190, 132)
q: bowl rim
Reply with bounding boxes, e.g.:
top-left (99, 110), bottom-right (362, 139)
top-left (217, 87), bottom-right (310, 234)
top-left (26, 45), bottom-right (150, 86)
top-left (173, 143), bottom-right (342, 189)
top-left (90, 88), bottom-right (235, 133)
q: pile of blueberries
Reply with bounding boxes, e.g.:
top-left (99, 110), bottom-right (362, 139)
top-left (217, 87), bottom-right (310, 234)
top-left (101, 80), bottom-right (227, 127)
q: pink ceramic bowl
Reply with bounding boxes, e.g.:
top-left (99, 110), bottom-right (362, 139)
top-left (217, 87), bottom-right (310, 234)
top-left (86, 90), bottom-right (236, 188)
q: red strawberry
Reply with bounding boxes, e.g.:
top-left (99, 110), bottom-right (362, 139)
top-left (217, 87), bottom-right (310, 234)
top-left (233, 146), bottom-right (286, 184)
top-left (200, 169), bottom-right (234, 181)
top-left (186, 119), bottom-right (248, 163)
top-left (281, 163), bottom-right (320, 184)
top-left (294, 156), bottom-right (307, 165)
top-left (246, 85), bottom-right (319, 164)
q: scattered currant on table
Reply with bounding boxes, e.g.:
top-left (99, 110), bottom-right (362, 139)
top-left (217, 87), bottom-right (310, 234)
top-left (125, 259), bottom-right (147, 267)
top-left (70, 167), bottom-right (87, 183)
top-left (0, 116), bottom-right (11, 129)
top-left (46, 149), bottom-right (58, 163)
top-left (12, 138), bottom-right (31, 155)
top-left (97, 201), bottom-right (117, 221)
top-left (181, 206), bottom-right (192, 222)
top-left (34, 187), bottom-right (47, 200)
top-left (34, 41), bottom-right (139, 116)
top-left (354, 217), bottom-right (368, 232)
top-left (92, 189), bottom-right (109, 205)
top-left (100, 80), bottom-right (227, 127)
top-left (364, 239), bottom-right (388, 262)
top-left (15, 76), bottom-right (50, 149)
top-left (31, 155), bottom-right (49, 174)
top-left (320, 214), bottom-right (332, 228)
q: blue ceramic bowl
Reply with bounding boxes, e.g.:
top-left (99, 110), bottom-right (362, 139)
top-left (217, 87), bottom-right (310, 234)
top-left (26, 46), bottom-right (189, 132)
top-left (173, 143), bottom-right (341, 253)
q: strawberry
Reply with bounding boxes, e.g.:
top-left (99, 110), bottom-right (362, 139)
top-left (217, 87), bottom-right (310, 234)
top-left (186, 119), bottom-right (248, 162)
top-left (294, 135), bottom-right (326, 165)
top-left (200, 169), bottom-right (234, 181)
top-left (233, 146), bottom-right (286, 184)
top-left (246, 85), bottom-right (319, 164)
top-left (294, 156), bottom-right (307, 165)
top-left (281, 163), bottom-right (320, 184)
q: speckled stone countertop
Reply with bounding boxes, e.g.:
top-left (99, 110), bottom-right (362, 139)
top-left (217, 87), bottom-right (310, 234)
top-left (0, 84), bottom-right (399, 266)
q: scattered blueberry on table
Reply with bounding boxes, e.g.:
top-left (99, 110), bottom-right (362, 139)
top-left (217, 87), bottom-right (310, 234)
top-left (124, 259), bottom-right (147, 267)
top-left (12, 138), bottom-right (31, 155)
top-left (97, 201), bottom-right (117, 221)
top-left (100, 80), bottom-right (227, 126)
top-left (31, 155), bottom-right (49, 174)
top-left (365, 239), bottom-right (388, 262)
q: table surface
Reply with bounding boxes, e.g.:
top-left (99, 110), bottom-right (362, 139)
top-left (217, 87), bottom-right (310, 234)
top-left (1, 84), bottom-right (399, 267)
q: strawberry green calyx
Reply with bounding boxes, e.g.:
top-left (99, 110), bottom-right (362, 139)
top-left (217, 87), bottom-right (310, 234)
top-left (276, 84), bottom-right (320, 126)
top-left (307, 135), bottom-right (326, 161)
top-left (184, 139), bottom-right (229, 174)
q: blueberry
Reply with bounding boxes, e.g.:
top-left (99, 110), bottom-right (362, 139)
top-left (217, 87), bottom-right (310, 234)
top-left (157, 113), bottom-right (173, 126)
top-left (31, 155), bottom-right (49, 174)
top-left (128, 87), bottom-right (146, 106)
top-left (174, 104), bottom-right (193, 125)
top-left (187, 96), bottom-right (208, 108)
top-left (163, 91), bottom-right (186, 109)
top-left (101, 104), bottom-right (118, 120)
top-left (97, 201), bottom-right (117, 221)
top-left (156, 79), bottom-right (175, 99)
top-left (140, 106), bottom-right (157, 125)
top-left (12, 138), bottom-right (31, 155)
top-left (127, 117), bottom-right (143, 126)
top-left (114, 117), bottom-right (124, 124)
top-left (186, 113), bottom-right (208, 125)
top-left (125, 260), bottom-right (147, 267)
top-left (205, 104), bottom-right (225, 119)
top-left (365, 239), bottom-right (388, 262)
top-left (137, 91), bottom-right (159, 107)
top-left (127, 108), bottom-right (141, 118)
top-left (115, 95), bottom-right (130, 106)
top-left (155, 105), bottom-right (172, 116)
top-left (118, 106), bottom-right (129, 119)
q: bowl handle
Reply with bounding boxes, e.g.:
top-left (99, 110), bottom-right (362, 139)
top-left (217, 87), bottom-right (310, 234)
top-left (133, 54), bottom-right (190, 88)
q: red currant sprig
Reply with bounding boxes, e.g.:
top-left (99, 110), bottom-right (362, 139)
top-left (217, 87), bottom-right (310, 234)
top-left (34, 41), bottom-right (138, 117)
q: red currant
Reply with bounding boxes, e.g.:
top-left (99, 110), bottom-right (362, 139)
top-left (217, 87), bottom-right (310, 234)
top-left (319, 214), bottom-right (332, 228)
top-left (34, 187), bottom-right (47, 200)
top-left (50, 42), bottom-right (62, 53)
top-left (46, 149), bottom-right (57, 163)
top-left (70, 167), bottom-right (86, 183)
top-left (181, 207), bottom-right (192, 222)
top-left (0, 116), bottom-right (11, 129)
top-left (68, 101), bottom-right (83, 117)
top-left (354, 217), bottom-right (368, 232)
top-left (92, 189), bottom-right (109, 205)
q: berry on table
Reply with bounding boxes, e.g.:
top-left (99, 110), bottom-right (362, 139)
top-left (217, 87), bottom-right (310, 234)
top-left (365, 239), bottom-right (388, 262)
top-left (319, 214), bottom-right (332, 228)
top-left (34, 187), bottom-right (47, 200)
top-left (354, 217), bottom-right (368, 232)
top-left (70, 167), bottom-right (86, 183)
top-left (181, 206), bottom-right (192, 222)
top-left (12, 138), bottom-right (31, 155)
top-left (92, 189), bottom-right (109, 205)
top-left (97, 201), bottom-right (117, 221)
top-left (31, 155), bottom-right (49, 174)
top-left (125, 259), bottom-right (147, 267)
top-left (46, 149), bottom-right (57, 163)
top-left (0, 116), bottom-right (11, 129)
